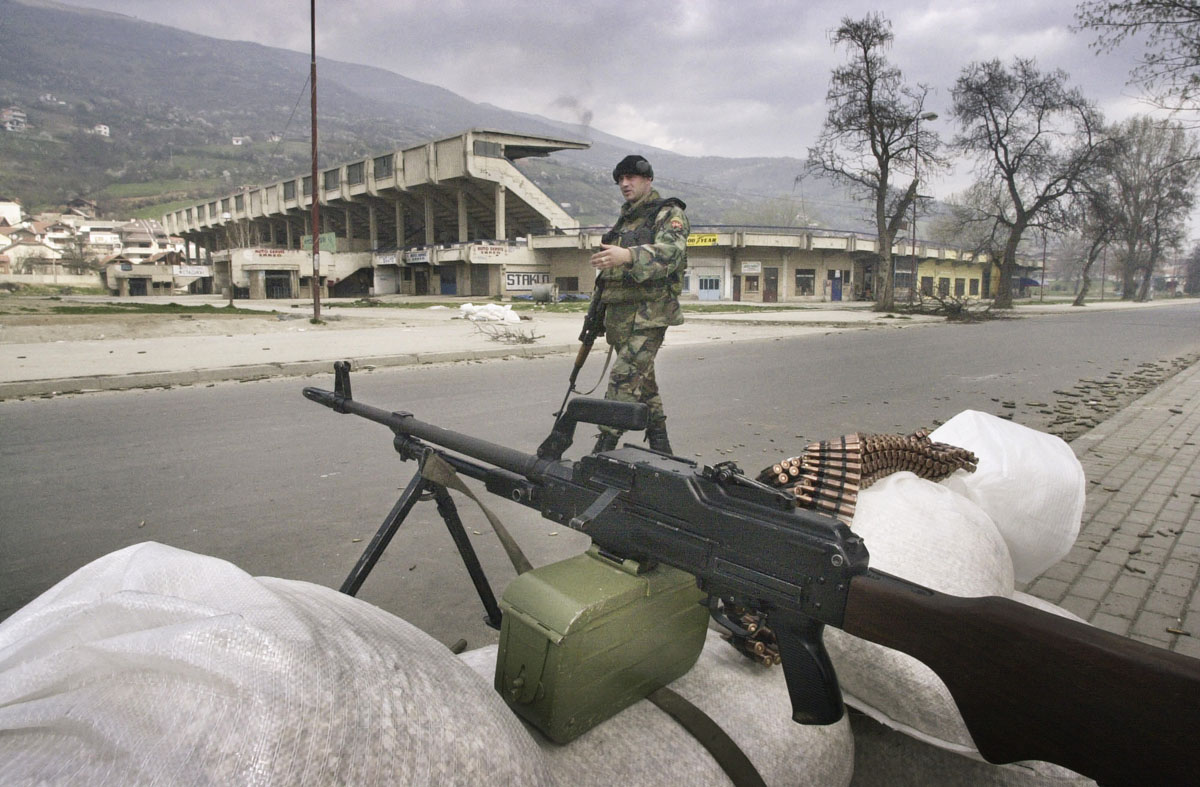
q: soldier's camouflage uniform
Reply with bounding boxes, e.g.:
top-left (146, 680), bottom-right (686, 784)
top-left (596, 189), bottom-right (689, 440)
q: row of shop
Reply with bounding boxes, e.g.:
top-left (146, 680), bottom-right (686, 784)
top-left (103, 232), bottom-right (1001, 303)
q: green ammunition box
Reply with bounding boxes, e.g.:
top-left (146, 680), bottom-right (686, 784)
top-left (494, 546), bottom-right (709, 743)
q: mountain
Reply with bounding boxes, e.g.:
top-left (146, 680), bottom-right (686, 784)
top-left (0, 0), bottom-right (858, 228)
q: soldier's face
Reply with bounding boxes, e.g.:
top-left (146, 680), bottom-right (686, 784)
top-left (618, 174), bottom-right (653, 203)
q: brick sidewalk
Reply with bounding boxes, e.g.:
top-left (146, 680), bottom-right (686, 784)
top-left (1022, 360), bottom-right (1200, 659)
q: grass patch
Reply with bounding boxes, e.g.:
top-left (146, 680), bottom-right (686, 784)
top-left (0, 284), bottom-right (108, 297)
top-left (47, 302), bottom-right (261, 316)
top-left (99, 179), bottom-right (219, 199)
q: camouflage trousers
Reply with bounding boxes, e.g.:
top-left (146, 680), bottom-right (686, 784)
top-left (598, 325), bottom-right (668, 439)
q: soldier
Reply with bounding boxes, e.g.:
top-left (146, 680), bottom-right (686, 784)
top-left (590, 154), bottom-right (689, 454)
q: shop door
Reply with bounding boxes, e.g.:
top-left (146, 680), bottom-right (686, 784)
top-left (438, 264), bottom-right (457, 295)
top-left (470, 265), bottom-right (490, 296)
top-left (732, 275), bottom-right (741, 301)
top-left (414, 269), bottom-right (429, 295)
top-left (129, 278), bottom-right (147, 296)
top-left (265, 272), bottom-right (291, 299)
top-left (699, 275), bottom-right (721, 301)
top-left (764, 267), bottom-right (778, 302)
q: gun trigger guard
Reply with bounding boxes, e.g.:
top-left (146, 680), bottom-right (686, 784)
top-left (569, 486), bottom-right (621, 530)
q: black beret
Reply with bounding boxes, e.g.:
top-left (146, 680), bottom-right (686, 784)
top-left (612, 155), bottom-right (653, 182)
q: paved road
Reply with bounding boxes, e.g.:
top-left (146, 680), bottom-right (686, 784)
top-left (3, 302), bottom-right (1197, 651)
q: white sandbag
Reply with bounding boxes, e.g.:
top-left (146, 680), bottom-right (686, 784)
top-left (460, 627), bottom-right (855, 787)
top-left (0, 542), bottom-right (551, 787)
top-left (931, 410), bottom-right (1085, 583)
top-left (824, 472), bottom-right (1013, 753)
top-left (848, 472), bottom-right (1014, 596)
top-left (459, 302), bottom-right (520, 323)
top-left (848, 712), bottom-right (1095, 787)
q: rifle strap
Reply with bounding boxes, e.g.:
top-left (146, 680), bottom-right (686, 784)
top-left (420, 451), bottom-right (534, 575)
top-left (577, 345), bottom-right (614, 396)
top-left (647, 686), bottom-right (767, 787)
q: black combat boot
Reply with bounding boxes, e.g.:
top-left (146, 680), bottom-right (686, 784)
top-left (646, 424), bottom-right (672, 454)
top-left (593, 432), bottom-right (619, 454)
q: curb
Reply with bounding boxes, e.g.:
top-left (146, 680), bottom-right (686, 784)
top-left (0, 342), bottom-right (579, 399)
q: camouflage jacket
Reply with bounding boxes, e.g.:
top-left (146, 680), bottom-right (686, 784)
top-left (598, 189), bottom-right (689, 329)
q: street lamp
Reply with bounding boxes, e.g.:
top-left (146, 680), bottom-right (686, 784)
top-left (910, 111), bottom-right (938, 303)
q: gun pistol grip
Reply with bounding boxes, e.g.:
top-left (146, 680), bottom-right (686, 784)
top-left (775, 615), bottom-right (844, 725)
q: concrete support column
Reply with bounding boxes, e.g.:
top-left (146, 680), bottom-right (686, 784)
top-left (286, 220), bottom-right (294, 249)
top-left (424, 196), bottom-right (435, 245)
top-left (368, 203), bottom-right (378, 250)
top-left (395, 200), bottom-right (405, 247)
top-left (457, 189), bottom-right (468, 243)
top-left (290, 270), bottom-right (300, 297)
top-left (249, 270), bottom-right (266, 300)
top-left (119, 278), bottom-right (129, 297)
top-left (494, 184), bottom-right (506, 240)
top-left (345, 206), bottom-right (353, 247)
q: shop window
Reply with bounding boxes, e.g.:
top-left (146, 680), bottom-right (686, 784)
top-left (938, 277), bottom-right (950, 296)
top-left (745, 275), bottom-right (760, 293)
top-left (970, 279), bottom-right (980, 296)
top-left (795, 268), bottom-right (816, 295)
top-left (921, 277), bottom-right (934, 296)
top-left (955, 278), bottom-right (965, 296)
top-left (373, 154), bottom-right (394, 178)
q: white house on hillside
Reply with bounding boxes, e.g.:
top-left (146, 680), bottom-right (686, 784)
top-left (0, 197), bottom-right (22, 226)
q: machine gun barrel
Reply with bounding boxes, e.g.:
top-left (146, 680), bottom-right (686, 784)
top-left (303, 386), bottom-right (547, 480)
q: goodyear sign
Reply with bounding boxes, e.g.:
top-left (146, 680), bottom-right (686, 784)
top-left (687, 233), bottom-right (718, 247)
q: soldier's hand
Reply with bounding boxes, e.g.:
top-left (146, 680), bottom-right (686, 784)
top-left (591, 243), bottom-right (632, 270)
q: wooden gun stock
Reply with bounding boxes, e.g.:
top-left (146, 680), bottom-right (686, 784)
top-left (843, 570), bottom-right (1200, 785)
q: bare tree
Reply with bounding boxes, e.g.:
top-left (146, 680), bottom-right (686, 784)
top-left (1098, 116), bottom-right (1200, 300)
top-left (1058, 194), bottom-right (1118, 306)
top-left (807, 13), bottom-right (943, 311)
top-left (926, 184), bottom-right (1008, 290)
top-left (1185, 242), bottom-right (1200, 294)
top-left (1076, 1), bottom-right (1200, 111)
top-left (952, 58), bottom-right (1105, 308)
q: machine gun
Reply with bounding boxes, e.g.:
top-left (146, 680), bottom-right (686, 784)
top-left (304, 365), bottom-right (1200, 786)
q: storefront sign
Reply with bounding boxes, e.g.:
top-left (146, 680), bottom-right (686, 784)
top-left (741, 261), bottom-right (762, 274)
top-left (406, 249), bottom-right (430, 265)
top-left (173, 265), bottom-right (211, 277)
top-left (687, 233), bottom-right (718, 247)
top-left (471, 244), bottom-right (507, 259)
top-left (504, 271), bottom-right (550, 291)
top-left (300, 232), bottom-right (337, 252)
top-left (375, 253), bottom-right (399, 266)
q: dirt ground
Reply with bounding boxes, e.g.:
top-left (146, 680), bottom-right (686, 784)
top-left (0, 297), bottom-right (412, 344)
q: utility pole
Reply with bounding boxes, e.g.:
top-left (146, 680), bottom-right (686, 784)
top-left (310, 0), bottom-right (321, 321)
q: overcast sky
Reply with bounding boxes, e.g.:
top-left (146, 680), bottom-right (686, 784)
top-left (58, 0), bottom-right (1163, 203)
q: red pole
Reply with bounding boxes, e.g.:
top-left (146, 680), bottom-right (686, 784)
top-left (310, 0), bottom-right (321, 320)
